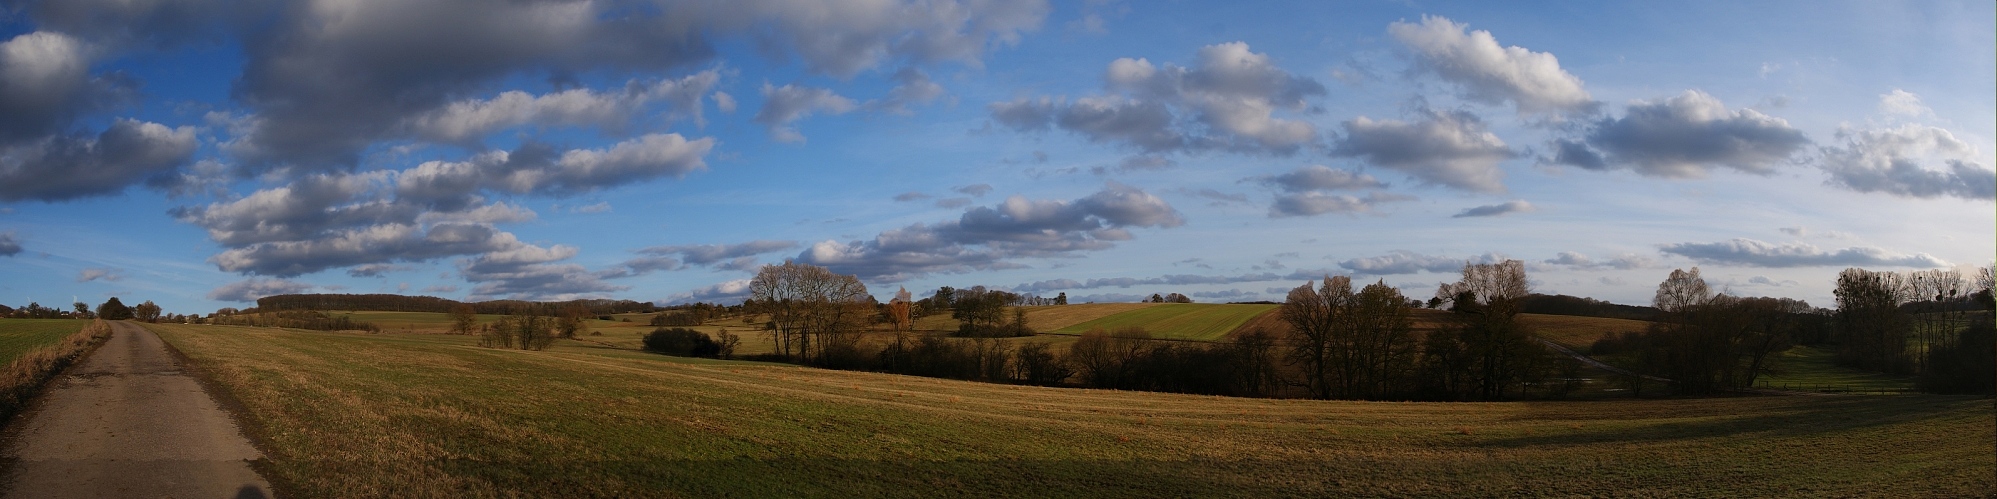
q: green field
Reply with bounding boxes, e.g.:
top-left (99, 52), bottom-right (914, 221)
top-left (140, 323), bottom-right (1993, 497)
top-left (1049, 304), bottom-right (1277, 341)
top-left (0, 319), bottom-right (89, 366)
top-left (1754, 345), bottom-right (1919, 392)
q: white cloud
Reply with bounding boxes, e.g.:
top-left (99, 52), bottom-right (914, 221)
top-left (1659, 238), bottom-right (1949, 268)
top-left (1333, 109), bottom-right (1515, 193)
top-left (1817, 124), bottom-right (1994, 200)
top-left (1451, 200), bottom-right (1533, 218)
top-left (754, 83), bottom-right (858, 143)
top-left (1877, 89), bottom-right (1932, 118)
top-left (1549, 90), bottom-right (1809, 178)
top-left (1388, 15), bottom-right (1595, 116)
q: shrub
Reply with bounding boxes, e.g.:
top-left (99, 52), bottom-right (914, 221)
top-left (643, 328), bottom-right (720, 358)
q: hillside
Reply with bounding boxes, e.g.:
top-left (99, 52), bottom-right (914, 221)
top-left (1050, 303), bottom-right (1277, 341)
top-left (142, 322), bottom-right (1994, 497)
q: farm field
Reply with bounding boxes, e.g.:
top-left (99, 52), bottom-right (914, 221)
top-left (0, 319), bottom-right (89, 366)
top-left (1754, 345), bottom-right (1919, 392)
top-left (1522, 314), bottom-right (1655, 349)
top-left (144, 322), bottom-right (1993, 497)
top-left (911, 303), bottom-right (1187, 335)
top-left (1050, 303), bottom-right (1277, 341)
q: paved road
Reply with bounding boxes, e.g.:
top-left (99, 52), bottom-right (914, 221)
top-left (0, 321), bottom-right (270, 499)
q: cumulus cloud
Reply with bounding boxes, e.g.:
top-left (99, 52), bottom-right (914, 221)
top-left (1257, 165), bottom-right (1386, 192)
top-left (346, 263), bottom-right (412, 278)
top-left (1877, 89), bottom-right (1932, 118)
top-left (754, 83), bottom-right (858, 143)
top-left (76, 268), bottom-right (121, 282)
top-left (1816, 124), bottom-right (1994, 200)
top-left (796, 182), bottom-right (1183, 281)
top-left (179, 130), bottom-right (711, 279)
top-left (459, 243), bottom-right (628, 301)
top-left (867, 67), bottom-right (946, 115)
top-left (0, 119), bottom-right (198, 202)
top-left (953, 184), bottom-right (994, 197)
top-left (207, 278), bottom-right (315, 302)
top-left (1451, 200), bottom-right (1533, 218)
top-left (0, 232), bottom-right (18, 256)
top-left (1009, 272), bottom-right (1284, 294)
top-left (1542, 251), bottom-right (1653, 270)
top-left (989, 41), bottom-right (1325, 156)
top-left (1332, 109), bottom-right (1515, 193)
top-left (227, 0), bottom-right (1046, 168)
top-left (1269, 192), bottom-right (1414, 218)
top-left (1338, 250), bottom-right (1503, 275)
top-left (0, 31), bottom-right (131, 143)
top-left (638, 240), bottom-right (798, 267)
top-left (1549, 90), bottom-right (1809, 177)
top-left (1659, 238), bottom-right (1948, 268)
top-left (394, 133), bottom-right (714, 200)
top-left (666, 278), bottom-right (754, 305)
top-left (407, 70), bottom-right (723, 145)
top-left (1388, 15), bottom-right (1595, 116)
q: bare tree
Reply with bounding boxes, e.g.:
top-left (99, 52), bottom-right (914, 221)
top-left (1439, 260), bottom-right (1536, 399)
top-left (749, 261), bottom-right (873, 364)
top-left (1282, 275), bottom-right (1352, 399)
top-left (1833, 268), bottom-right (1912, 373)
top-left (133, 300), bottom-right (163, 323)
top-left (450, 304), bottom-right (479, 335)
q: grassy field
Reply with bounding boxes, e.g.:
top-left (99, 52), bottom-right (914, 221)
top-left (0, 319), bottom-right (90, 366)
top-left (1755, 345), bottom-right (1919, 392)
top-left (912, 304), bottom-right (1197, 335)
top-left (145, 323), bottom-right (1993, 497)
top-left (1050, 304), bottom-right (1278, 341)
top-left (1522, 314), bottom-right (1654, 350)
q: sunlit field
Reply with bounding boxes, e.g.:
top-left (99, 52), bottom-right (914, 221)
top-left (0, 319), bottom-right (89, 366)
top-left (147, 323), bottom-right (1992, 497)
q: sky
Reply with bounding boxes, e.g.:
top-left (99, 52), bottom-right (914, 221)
top-left (0, 0), bottom-right (1990, 314)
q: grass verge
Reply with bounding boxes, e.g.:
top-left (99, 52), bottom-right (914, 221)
top-left (148, 323), bottom-right (1992, 497)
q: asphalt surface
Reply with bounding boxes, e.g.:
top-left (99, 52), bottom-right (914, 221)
top-left (0, 321), bottom-right (270, 498)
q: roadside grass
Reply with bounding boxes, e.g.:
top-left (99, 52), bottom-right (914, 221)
top-left (143, 323), bottom-right (1992, 497)
top-left (1050, 304), bottom-right (1277, 341)
top-left (1754, 345), bottom-right (1918, 392)
top-left (0, 319), bottom-right (90, 365)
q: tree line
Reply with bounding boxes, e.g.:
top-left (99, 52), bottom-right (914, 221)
top-left (1586, 265), bottom-right (1995, 396)
top-left (252, 293), bottom-right (659, 316)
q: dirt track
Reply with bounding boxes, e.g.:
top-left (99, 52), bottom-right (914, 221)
top-left (0, 321), bottom-right (270, 498)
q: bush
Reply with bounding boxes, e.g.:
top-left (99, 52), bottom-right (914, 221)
top-left (642, 328), bottom-right (720, 358)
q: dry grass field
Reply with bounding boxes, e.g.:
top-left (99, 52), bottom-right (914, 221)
top-left (144, 322), bottom-right (1993, 497)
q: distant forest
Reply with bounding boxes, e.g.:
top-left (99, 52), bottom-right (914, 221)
top-left (252, 294), bottom-right (659, 316)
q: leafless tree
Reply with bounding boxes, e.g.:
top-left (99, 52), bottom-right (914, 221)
top-left (749, 260), bottom-right (873, 364)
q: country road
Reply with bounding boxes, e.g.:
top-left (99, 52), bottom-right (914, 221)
top-left (0, 321), bottom-right (271, 498)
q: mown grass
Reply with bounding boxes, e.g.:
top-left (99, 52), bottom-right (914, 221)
top-left (147, 323), bottom-right (1992, 497)
top-left (1051, 304), bottom-right (1277, 341)
top-left (0, 319), bottom-right (91, 365)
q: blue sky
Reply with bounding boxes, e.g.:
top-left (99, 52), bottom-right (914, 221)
top-left (0, 0), bottom-right (1990, 314)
